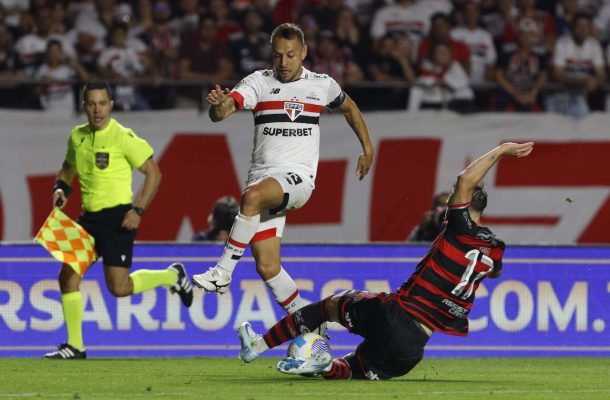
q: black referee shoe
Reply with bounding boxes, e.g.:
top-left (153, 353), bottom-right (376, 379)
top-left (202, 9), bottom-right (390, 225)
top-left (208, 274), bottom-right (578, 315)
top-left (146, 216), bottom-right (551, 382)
top-left (44, 343), bottom-right (87, 360)
top-left (168, 262), bottom-right (193, 307)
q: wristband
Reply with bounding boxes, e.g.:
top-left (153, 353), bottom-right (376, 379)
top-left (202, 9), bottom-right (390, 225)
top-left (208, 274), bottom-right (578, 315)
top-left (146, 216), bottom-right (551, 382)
top-left (52, 180), bottom-right (73, 196)
top-left (132, 207), bottom-right (145, 216)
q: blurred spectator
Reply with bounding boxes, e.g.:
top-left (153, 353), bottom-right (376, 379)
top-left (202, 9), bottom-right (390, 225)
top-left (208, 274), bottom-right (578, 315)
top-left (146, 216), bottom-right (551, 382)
top-left (407, 191), bottom-right (450, 241)
top-left (298, 11), bottom-right (319, 54)
top-left (177, 13), bottom-right (233, 106)
top-left (494, 18), bottom-right (547, 111)
top-left (192, 196), bottom-right (239, 242)
top-left (14, 7), bottom-right (76, 78)
top-left (0, 21), bottom-right (24, 108)
top-left (367, 33), bottom-right (416, 82)
top-left (369, 0), bottom-right (429, 60)
top-left (480, 0), bottom-right (517, 54)
top-left (307, 30), bottom-right (364, 86)
top-left (137, 0), bottom-right (154, 32)
top-left (502, 0), bottom-right (556, 55)
top-left (249, 0), bottom-right (275, 33)
top-left (419, 0), bottom-right (454, 23)
top-left (141, 0), bottom-right (180, 108)
top-left (34, 39), bottom-right (88, 111)
top-left (74, 30), bottom-right (103, 76)
top-left (409, 41), bottom-right (474, 112)
top-left (343, 0), bottom-right (382, 27)
top-left (0, 0), bottom-right (28, 30)
top-left (228, 9), bottom-right (271, 76)
top-left (74, 0), bottom-right (115, 44)
top-left (271, 0), bottom-right (303, 25)
top-left (334, 7), bottom-right (361, 51)
top-left (169, 0), bottom-right (201, 35)
top-left (49, 1), bottom-right (68, 34)
top-left (546, 13), bottom-right (605, 119)
top-left (578, 0), bottom-right (603, 15)
top-left (315, 0), bottom-right (346, 30)
top-left (555, 0), bottom-right (579, 37)
top-left (250, 0), bottom-right (274, 34)
top-left (418, 13), bottom-right (470, 74)
top-left (451, 1), bottom-right (496, 85)
top-left (97, 24), bottom-right (151, 110)
top-left (594, 1), bottom-right (610, 43)
top-left (208, 0), bottom-right (241, 43)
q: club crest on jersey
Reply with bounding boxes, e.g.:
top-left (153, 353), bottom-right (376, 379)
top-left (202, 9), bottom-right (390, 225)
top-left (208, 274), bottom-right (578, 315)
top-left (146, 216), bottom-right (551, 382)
top-left (284, 102), bottom-right (304, 121)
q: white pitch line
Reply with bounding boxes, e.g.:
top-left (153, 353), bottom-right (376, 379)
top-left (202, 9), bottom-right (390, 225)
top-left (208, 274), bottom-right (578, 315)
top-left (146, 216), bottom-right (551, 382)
top-left (1, 256), bottom-right (610, 265)
top-left (2, 344), bottom-right (610, 352)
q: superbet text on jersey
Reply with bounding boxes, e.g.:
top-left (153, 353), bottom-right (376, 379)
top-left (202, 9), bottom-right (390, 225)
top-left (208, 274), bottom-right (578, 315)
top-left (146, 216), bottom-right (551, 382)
top-left (228, 68), bottom-right (345, 185)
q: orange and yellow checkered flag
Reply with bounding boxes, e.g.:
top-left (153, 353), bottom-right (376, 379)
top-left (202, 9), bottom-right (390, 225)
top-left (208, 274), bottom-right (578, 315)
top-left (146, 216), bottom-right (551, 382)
top-left (34, 208), bottom-right (97, 276)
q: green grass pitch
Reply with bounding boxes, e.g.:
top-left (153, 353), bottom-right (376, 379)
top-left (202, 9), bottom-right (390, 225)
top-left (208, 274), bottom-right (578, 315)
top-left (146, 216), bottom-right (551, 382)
top-left (1, 357), bottom-right (609, 399)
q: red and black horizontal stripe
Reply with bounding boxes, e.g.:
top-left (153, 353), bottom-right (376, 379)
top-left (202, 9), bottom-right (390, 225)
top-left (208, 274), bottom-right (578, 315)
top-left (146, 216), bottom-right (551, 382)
top-left (254, 114), bottom-right (319, 125)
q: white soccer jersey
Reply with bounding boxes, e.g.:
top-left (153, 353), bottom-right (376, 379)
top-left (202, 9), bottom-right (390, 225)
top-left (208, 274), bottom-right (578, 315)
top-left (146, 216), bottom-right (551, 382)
top-left (553, 35), bottom-right (604, 79)
top-left (369, 3), bottom-right (429, 60)
top-left (451, 27), bottom-right (497, 84)
top-left (229, 68), bottom-right (344, 185)
top-left (34, 63), bottom-right (75, 111)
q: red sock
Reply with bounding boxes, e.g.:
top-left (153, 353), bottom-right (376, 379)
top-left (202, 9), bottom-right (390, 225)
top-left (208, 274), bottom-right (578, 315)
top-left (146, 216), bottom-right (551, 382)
top-left (322, 358), bottom-right (352, 380)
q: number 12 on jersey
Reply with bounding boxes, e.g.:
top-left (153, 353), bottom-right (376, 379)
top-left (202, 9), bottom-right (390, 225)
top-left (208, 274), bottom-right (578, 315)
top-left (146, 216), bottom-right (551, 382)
top-left (451, 249), bottom-right (494, 300)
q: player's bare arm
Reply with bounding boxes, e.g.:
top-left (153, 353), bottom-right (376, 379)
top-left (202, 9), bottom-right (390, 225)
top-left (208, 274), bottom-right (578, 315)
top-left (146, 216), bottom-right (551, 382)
top-left (52, 161), bottom-right (77, 209)
top-left (122, 158), bottom-right (162, 230)
top-left (338, 93), bottom-right (374, 180)
top-left (207, 84), bottom-right (236, 122)
top-left (451, 142), bottom-right (534, 206)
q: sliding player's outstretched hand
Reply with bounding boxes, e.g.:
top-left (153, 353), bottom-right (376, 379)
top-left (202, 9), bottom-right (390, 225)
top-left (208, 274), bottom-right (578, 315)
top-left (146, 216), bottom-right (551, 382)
top-left (356, 153), bottom-right (374, 180)
top-left (206, 85), bottom-right (231, 106)
top-left (501, 142), bottom-right (534, 158)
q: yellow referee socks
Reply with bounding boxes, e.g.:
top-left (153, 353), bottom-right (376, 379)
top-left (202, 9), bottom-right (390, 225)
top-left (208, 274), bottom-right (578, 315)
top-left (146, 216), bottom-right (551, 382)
top-left (61, 292), bottom-right (84, 351)
top-left (130, 269), bottom-right (177, 294)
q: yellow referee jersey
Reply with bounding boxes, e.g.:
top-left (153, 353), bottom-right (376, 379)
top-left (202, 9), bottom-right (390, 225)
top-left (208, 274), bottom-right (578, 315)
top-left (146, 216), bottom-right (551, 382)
top-left (65, 118), bottom-right (154, 212)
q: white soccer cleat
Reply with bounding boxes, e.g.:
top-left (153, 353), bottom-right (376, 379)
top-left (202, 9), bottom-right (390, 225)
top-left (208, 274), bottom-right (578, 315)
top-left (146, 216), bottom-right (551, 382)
top-left (276, 351), bottom-right (332, 376)
top-left (192, 265), bottom-right (231, 294)
top-left (238, 321), bottom-right (261, 363)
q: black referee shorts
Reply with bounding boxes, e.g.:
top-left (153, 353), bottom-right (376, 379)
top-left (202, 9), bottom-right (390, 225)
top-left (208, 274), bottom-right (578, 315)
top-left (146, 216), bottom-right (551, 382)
top-left (336, 290), bottom-right (430, 380)
top-left (78, 204), bottom-right (137, 268)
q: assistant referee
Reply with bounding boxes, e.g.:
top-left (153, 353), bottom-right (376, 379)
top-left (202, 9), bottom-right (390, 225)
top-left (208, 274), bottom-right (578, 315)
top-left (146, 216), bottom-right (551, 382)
top-left (44, 82), bottom-right (193, 360)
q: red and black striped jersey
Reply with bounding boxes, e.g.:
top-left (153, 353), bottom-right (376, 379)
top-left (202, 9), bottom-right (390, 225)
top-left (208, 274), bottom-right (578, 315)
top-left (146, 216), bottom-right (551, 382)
top-left (397, 202), bottom-right (505, 336)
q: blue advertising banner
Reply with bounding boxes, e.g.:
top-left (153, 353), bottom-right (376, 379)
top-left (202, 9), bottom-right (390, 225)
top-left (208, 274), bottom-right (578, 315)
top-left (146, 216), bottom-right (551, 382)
top-left (1, 244), bottom-right (609, 358)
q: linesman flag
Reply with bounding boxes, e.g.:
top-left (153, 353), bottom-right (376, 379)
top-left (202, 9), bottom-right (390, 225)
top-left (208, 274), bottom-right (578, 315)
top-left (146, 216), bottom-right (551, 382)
top-left (35, 208), bottom-right (97, 276)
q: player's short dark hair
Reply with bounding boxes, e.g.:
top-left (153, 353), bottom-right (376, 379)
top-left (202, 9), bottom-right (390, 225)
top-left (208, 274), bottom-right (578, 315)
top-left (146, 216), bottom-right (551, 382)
top-left (270, 23), bottom-right (305, 46)
top-left (211, 196), bottom-right (239, 231)
top-left (471, 184), bottom-right (488, 213)
top-left (81, 82), bottom-right (112, 102)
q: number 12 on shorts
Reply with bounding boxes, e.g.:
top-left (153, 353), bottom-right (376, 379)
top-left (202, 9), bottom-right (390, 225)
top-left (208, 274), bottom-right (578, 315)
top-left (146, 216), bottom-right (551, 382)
top-left (451, 249), bottom-right (494, 300)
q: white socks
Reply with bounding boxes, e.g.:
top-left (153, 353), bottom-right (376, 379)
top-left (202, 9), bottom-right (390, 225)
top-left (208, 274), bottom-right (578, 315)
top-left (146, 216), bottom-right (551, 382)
top-left (266, 267), bottom-right (306, 314)
top-left (217, 213), bottom-right (260, 274)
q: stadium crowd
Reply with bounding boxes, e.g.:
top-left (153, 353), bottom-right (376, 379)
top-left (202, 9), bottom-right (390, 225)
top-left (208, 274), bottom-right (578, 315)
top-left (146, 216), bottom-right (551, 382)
top-left (0, 0), bottom-right (609, 116)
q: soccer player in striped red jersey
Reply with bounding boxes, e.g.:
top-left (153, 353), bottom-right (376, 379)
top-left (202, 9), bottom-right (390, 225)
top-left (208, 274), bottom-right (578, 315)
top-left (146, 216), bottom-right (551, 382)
top-left (237, 142), bottom-right (534, 380)
top-left (192, 23), bottom-right (374, 330)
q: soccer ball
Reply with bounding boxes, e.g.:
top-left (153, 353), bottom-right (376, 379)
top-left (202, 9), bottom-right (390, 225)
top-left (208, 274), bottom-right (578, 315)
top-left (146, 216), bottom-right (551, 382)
top-left (287, 332), bottom-right (331, 359)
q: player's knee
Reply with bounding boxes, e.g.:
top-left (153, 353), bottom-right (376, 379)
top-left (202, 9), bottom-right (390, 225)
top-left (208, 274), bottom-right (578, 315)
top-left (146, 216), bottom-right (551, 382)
top-left (107, 282), bottom-right (131, 297)
top-left (58, 265), bottom-right (80, 293)
top-left (241, 187), bottom-right (263, 211)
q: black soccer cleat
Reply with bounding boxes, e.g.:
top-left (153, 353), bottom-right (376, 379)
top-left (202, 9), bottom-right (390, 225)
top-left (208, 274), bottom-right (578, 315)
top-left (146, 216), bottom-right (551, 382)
top-left (168, 262), bottom-right (193, 307)
top-left (44, 343), bottom-right (87, 360)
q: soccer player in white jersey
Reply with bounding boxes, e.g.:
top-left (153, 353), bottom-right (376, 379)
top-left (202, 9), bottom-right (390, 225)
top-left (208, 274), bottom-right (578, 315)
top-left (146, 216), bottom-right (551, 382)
top-left (192, 23), bottom-right (374, 320)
